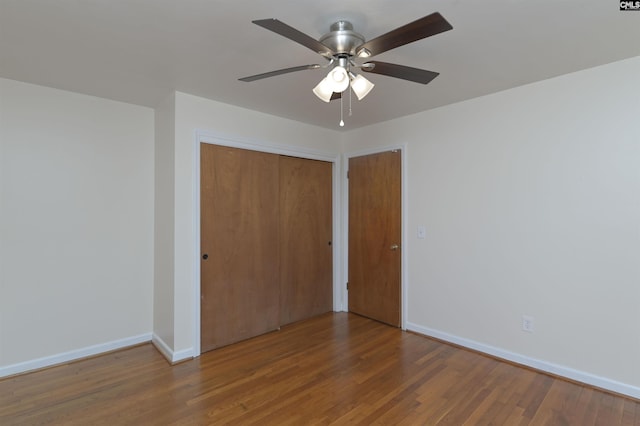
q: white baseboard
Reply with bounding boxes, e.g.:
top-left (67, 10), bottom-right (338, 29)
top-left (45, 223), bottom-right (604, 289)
top-left (406, 322), bottom-right (640, 400)
top-left (151, 333), bottom-right (194, 364)
top-left (0, 333), bottom-right (152, 378)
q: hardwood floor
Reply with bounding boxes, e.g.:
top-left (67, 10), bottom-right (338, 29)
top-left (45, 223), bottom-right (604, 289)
top-left (1, 313), bottom-right (638, 425)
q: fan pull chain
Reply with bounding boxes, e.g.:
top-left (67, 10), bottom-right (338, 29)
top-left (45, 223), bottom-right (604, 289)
top-left (339, 93), bottom-right (344, 127)
top-left (349, 86), bottom-right (353, 117)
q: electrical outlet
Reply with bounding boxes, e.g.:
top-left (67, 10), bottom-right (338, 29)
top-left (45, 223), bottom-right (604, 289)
top-left (522, 315), bottom-right (534, 333)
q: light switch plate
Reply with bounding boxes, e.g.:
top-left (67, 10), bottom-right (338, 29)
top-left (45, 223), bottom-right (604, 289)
top-left (417, 226), bottom-right (426, 239)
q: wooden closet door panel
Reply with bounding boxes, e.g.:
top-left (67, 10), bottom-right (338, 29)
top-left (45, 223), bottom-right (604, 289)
top-left (279, 156), bottom-right (333, 326)
top-left (200, 144), bottom-right (280, 352)
top-left (348, 150), bottom-right (401, 327)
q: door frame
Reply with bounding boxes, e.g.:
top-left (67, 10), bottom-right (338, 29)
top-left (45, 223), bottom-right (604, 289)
top-left (342, 144), bottom-right (408, 330)
top-left (193, 129), bottom-right (342, 356)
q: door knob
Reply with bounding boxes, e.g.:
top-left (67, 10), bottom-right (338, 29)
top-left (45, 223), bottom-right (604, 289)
top-left (390, 244), bottom-right (399, 251)
top-left (202, 254), bottom-right (209, 260)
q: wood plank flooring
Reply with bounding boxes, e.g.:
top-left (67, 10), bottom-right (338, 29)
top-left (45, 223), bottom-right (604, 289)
top-left (1, 313), bottom-right (638, 425)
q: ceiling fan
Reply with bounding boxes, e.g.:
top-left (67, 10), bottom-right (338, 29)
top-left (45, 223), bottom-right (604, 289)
top-left (239, 13), bottom-right (452, 125)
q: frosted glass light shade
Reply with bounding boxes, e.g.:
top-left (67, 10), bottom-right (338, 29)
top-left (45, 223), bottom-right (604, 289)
top-left (312, 77), bottom-right (333, 102)
top-left (350, 74), bottom-right (375, 100)
top-left (328, 66), bottom-right (350, 93)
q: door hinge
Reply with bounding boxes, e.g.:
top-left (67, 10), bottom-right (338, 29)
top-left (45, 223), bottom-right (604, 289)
top-left (347, 170), bottom-right (349, 179)
top-left (346, 282), bottom-right (349, 290)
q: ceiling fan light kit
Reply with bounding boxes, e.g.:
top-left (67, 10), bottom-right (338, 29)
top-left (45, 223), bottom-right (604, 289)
top-left (328, 65), bottom-right (350, 92)
top-left (240, 13), bottom-right (453, 127)
top-left (312, 77), bottom-right (334, 102)
top-left (349, 74), bottom-right (375, 101)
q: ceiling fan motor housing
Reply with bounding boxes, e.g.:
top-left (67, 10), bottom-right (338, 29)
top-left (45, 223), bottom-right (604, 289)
top-left (319, 21), bottom-right (365, 56)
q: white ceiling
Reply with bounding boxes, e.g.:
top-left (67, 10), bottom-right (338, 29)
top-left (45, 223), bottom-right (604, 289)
top-left (1, 0), bottom-right (639, 130)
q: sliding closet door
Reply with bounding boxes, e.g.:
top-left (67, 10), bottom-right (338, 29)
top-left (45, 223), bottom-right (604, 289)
top-left (279, 156), bottom-right (333, 325)
top-left (200, 144), bottom-right (280, 352)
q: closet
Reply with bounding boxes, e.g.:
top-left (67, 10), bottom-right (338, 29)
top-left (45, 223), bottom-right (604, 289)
top-left (200, 144), bottom-right (332, 353)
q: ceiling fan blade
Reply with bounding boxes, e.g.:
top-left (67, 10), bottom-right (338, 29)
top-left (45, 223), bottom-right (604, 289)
top-left (362, 61), bottom-right (439, 84)
top-left (239, 64), bottom-right (321, 82)
top-left (252, 19), bottom-right (335, 56)
top-left (355, 12), bottom-right (452, 57)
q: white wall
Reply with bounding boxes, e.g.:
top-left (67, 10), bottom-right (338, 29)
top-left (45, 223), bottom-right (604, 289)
top-left (163, 92), bottom-right (343, 356)
top-left (153, 92), bottom-right (176, 355)
top-left (344, 56), bottom-right (640, 395)
top-left (0, 78), bottom-right (154, 372)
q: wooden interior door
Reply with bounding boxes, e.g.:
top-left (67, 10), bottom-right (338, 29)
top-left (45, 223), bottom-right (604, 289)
top-left (348, 150), bottom-right (401, 327)
top-left (279, 156), bottom-right (333, 326)
top-left (200, 144), bottom-right (280, 352)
